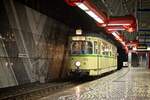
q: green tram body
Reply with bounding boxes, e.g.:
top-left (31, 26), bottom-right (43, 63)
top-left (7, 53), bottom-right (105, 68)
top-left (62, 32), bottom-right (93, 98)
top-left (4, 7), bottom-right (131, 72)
top-left (68, 34), bottom-right (117, 76)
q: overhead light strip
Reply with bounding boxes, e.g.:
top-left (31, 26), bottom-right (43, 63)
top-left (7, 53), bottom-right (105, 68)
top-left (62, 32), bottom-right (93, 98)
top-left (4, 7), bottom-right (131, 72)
top-left (112, 32), bottom-right (121, 40)
top-left (108, 23), bottom-right (131, 26)
top-left (112, 32), bottom-right (127, 48)
top-left (85, 11), bottom-right (104, 23)
top-left (76, 2), bottom-right (104, 23)
top-left (76, 3), bottom-right (89, 11)
top-left (108, 28), bottom-right (125, 31)
top-left (121, 41), bottom-right (125, 46)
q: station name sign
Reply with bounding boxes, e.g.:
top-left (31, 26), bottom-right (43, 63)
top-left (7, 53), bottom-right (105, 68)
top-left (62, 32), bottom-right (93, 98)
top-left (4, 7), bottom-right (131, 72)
top-left (137, 44), bottom-right (147, 49)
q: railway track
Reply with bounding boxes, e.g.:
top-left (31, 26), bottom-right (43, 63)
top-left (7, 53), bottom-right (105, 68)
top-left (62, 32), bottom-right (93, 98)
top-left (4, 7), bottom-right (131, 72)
top-left (0, 68), bottom-right (129, 100)
top-left (0, 81), bottom-right (79, 100)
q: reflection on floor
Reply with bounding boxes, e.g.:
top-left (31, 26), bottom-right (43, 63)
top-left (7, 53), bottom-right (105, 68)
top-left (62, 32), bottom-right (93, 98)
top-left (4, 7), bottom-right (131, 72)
top-left (39, 67), bottom-right (150, 100)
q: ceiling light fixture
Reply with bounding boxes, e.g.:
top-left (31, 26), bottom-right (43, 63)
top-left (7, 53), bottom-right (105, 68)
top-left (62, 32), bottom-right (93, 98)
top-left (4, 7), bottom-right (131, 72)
top-left (108, 23), bottom-right (131, 26)
top-left (76, 3), bottom-right (89, 11)
top-left (65, 0), bottom-right (106, 24)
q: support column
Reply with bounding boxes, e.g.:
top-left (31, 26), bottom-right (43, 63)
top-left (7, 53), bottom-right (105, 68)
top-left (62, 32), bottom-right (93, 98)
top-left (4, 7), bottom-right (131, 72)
top-left (128, 51), bottom-right (132, 68)
top-left (146, 53), bottom-right (148, 68)
top-left (149, 52), bottom-right (150, 69)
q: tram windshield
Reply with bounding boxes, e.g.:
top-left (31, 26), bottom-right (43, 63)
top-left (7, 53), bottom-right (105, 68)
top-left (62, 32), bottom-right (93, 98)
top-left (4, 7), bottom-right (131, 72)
top-left (71, 41), bottom-right (93, 54)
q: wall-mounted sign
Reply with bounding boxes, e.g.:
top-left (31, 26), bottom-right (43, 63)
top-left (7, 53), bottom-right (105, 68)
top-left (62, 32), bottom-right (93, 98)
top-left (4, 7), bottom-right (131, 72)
top-left (18, 53), bottom-right (28, 58)
top-left (137, 44), bottom-right (147, 49)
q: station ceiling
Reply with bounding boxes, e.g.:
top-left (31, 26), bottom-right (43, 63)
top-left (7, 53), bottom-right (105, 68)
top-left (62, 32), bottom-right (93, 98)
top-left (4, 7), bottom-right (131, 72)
top-left (17, 0), bottom-right (150, 49)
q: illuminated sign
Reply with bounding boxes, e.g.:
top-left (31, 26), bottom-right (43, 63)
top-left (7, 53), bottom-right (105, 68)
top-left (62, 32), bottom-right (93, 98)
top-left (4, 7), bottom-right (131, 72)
top-left (76, 29), bottom-right (82, 35)
top-left (72, 36), bottom-right (85, 41)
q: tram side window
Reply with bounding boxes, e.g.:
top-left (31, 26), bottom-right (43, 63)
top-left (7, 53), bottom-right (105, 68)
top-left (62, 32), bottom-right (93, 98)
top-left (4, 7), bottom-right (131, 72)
top-left (99, 44), bottom-right (101, 54)
top-left (71, 41), bottom-right (93, 54)
top-left (112, 47), bottom-right (116, 57)
top-left (105, 52), bottom-right (109, 56)
top-left (107, 46), bottom-right (111, 56)
top-left (87, 42), bottom-right (93, 54)
top-left (102, 45), bottom-right (106, 55)
top-left (105, 46), bottom-right (109, 56)
top-left (94, 41), bottom-right (98, 54)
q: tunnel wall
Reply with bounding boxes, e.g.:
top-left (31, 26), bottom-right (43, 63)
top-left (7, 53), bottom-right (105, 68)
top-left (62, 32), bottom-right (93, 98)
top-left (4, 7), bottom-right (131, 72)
top-left (0, 0), bottom-right (71, 88)
top-left (117, 46), bottom-right (128, 69)
top-left (131, 53), bottom-right (140, 67)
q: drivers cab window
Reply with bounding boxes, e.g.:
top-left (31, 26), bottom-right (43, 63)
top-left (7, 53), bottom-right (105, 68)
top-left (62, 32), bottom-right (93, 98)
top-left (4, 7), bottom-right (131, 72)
top-left (71, 41), bottom-right (93, 54)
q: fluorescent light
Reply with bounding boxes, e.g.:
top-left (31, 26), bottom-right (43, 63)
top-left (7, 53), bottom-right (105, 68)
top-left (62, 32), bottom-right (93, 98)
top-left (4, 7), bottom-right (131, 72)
top-left (108, 23), bottom-right (131, 26)
top-left (112, 32), bottom-right (119, 39)
top-left (76, 3), bottom-right (104, 23)
top-left (101, 24), bottom-right (107, 27)
top-left (112, 32), bottom-right (123, 42)
top-left (86, 11), bottom-right (98, 18)
top-left (85, 11), bottom-right (104, 23)
top-left (94, 17), bottom-right (104, 23)
top-left (76, 3), bottom-right (89, 11)
top-left (108, 29), bottom-right (125, 31)
top-left (121, 42), bottom-right (125, 46)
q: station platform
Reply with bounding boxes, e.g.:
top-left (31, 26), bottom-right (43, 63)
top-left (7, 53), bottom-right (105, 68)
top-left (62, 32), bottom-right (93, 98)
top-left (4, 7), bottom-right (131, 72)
top-left (39, 67), bottom-right (150, 100)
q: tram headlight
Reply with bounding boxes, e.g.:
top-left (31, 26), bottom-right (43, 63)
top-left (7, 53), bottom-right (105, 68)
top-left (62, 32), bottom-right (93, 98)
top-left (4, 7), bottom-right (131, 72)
top-left (75, 61), bottom-right (81, 67)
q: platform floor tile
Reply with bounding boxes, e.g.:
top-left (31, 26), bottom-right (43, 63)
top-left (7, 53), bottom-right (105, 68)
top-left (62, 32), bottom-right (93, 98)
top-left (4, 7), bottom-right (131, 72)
top-left (39, 67), bottom-right (150, 100)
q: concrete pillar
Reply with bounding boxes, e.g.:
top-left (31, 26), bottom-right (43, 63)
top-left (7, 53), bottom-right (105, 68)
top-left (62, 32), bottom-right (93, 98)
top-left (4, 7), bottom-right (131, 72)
top-left (146, 53), bottom-right (149, 68)
top-left (149, 52), bottom-right (150, 69)
top-left (128, 51), bottom-right (132, 68)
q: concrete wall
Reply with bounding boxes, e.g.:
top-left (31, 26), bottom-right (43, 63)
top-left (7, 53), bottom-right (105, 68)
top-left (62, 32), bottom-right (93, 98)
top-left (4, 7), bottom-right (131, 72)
top-left (0, 0), bottom-right (71, 88)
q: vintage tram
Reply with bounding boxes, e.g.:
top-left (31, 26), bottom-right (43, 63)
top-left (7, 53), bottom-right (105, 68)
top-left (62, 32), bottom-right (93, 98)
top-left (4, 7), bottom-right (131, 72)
top-left (68, 33), bottom-right (117, 77)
